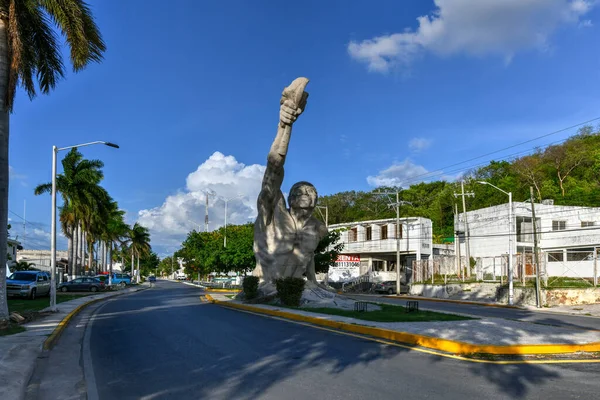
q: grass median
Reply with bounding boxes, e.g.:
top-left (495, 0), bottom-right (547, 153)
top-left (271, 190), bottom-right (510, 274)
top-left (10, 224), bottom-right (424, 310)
top-left (287, 303), bottom-right (473, 323)
top-left (8, 293), bottom-right (94, 315)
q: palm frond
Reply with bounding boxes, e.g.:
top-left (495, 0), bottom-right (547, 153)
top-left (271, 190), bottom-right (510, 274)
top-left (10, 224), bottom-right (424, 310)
top-left (39, 0), bottom-right (105, 70)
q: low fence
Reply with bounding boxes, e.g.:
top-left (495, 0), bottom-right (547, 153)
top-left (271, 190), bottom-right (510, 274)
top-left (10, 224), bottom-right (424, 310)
top-left (412, 252), bottom-right (599, 288)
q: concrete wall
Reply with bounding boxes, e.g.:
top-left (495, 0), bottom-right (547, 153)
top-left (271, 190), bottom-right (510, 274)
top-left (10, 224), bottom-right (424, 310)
top-left (545, 288), bottom-right (600, 306)
top-left (410, 283), bottom-right (600, 306)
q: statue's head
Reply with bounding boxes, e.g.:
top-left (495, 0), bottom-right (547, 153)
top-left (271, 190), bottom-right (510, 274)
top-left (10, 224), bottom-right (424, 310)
top-left (288, 181), bottom-right (318, 211)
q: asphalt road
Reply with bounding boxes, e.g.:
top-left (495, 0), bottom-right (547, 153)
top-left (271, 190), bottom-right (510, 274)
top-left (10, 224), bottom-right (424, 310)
top-left (85, 280), bottom-right (600, 400)
top-left (349, 294), bottom-right (600, 331)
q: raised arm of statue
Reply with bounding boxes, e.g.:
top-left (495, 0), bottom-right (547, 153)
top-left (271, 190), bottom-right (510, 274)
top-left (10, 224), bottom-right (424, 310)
top-left (257, 78), bottom-right (309, 224)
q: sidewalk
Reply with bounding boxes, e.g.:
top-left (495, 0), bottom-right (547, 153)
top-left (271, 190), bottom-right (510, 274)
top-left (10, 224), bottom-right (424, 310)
top-left (0, 284), bottom-right (148, 400)
top-left (206, 293), bottom-right (600, 356)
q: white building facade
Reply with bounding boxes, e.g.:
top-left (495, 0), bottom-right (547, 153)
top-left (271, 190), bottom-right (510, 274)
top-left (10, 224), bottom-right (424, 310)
top-left (457, 201), bottom-right (600, 279)
top-left (328, 217), bottom-right (433, 283)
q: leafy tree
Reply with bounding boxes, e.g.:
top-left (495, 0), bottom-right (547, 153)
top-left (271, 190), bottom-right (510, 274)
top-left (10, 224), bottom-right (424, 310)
top-left (128, 223), bottom-right (151, 282)
top-left (34, 148), bottom-right (106, 275)
top-left (313, 230), bottom-right (344, 274)
top-left (0, 0), bottom-right (106, 323)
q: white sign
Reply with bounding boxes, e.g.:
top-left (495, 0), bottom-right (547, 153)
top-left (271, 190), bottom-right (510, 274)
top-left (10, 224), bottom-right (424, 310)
top-left (328, 255), bottom-right (360, 282)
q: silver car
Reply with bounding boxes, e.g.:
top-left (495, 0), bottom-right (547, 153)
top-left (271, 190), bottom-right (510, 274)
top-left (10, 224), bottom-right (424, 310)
top-left (6, 270), bottom-right (51, 299)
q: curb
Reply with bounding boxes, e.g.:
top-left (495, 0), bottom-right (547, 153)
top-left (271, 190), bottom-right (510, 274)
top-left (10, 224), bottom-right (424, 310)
top-left (205, 288), bottom-right (241, 293)
top-left (210, 299), bottom-right (600, 355)
top-left (382, 295), bottom-right (521, 309)
top-left (42, 287), bottom-right (146, 351)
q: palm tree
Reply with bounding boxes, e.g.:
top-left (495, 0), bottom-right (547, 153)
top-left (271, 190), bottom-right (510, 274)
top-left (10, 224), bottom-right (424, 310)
top-left (0, 1), bottom-right (105, 322)
top-left (129, 223), bottom-right (151, 283)
top-left (34, 148), bottom-right (105, 277)
top-left (102, 203), bottom-right (129, 285)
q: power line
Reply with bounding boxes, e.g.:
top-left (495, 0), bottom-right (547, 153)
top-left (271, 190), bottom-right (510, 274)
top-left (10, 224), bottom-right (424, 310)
top-left (393, 116), bottom-right (600, 186)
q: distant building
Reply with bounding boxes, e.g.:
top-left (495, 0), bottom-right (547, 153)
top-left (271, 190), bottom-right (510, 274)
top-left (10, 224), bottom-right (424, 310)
top-left (17, 249), bottom-right (68, 272)
top-left (7, 238), bottom-right (22, 267)
top-left (327, 217), bottom-right (433, 283)
top-left (456, 201), bottom-right (600, 278)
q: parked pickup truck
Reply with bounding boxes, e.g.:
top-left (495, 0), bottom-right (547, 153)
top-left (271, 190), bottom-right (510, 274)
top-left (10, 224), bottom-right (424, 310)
top-left (95, 273), bottom-right (131, 287)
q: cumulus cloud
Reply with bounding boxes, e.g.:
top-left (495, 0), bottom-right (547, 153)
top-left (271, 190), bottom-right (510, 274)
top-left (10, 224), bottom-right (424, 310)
top-left (409, 137), bottom-right (433, 152)
top-left (367, 159), bottom-right (430, 187)
top-left (348, 0), bottom-right (594, 72)
top-left (137, 152), bottom-right (265, 254)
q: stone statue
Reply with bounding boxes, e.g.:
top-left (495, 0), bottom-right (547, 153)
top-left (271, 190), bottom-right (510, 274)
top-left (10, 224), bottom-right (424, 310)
top-left (252, 77), bottom-right (328, 290)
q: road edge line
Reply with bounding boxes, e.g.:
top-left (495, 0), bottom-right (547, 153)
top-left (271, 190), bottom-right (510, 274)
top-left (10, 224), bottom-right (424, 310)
top-left (42, 287), bottom-right (147, 351)
top-left (211, 299), bottom-right (600, 356)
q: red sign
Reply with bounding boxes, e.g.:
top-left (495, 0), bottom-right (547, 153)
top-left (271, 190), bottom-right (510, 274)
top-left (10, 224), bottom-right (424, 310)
top-left (336, 255), bottom-right (360, 263)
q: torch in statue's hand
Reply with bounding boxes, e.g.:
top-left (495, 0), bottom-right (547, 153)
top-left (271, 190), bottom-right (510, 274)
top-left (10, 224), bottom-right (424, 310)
top-left (279, 77), bottom-right (309, 128)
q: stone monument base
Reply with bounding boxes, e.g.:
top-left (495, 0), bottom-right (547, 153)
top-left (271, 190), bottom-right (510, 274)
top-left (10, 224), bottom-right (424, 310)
top-left (241, 280), bottom-right (379, 311)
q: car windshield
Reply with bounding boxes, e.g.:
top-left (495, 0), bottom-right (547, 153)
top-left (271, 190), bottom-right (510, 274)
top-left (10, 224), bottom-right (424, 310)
top-left (9, 273), bottom-right (36, 281)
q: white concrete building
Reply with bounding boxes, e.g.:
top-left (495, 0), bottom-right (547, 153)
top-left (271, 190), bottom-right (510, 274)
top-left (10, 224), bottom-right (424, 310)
top-left (328, 217), bottom-right (433, 283)
top-left (7, 238), bottom-right (22, 267)
top-left (457, 201), bottom-right (600, 279)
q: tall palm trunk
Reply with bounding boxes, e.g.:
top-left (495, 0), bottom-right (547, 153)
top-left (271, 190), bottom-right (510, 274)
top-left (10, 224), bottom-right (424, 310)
top-left (131, 249), bottom-right (134, 280)
top-left (108, 241), bottom-right (113, 285)
top-left (88, 241), bottom-right (93, 276)
top-left (136, 254), bottom-right (140, 283)
top-left (0, 18), bottom-right (11, 321)
top-left (73, 224), bottom-right (79, 278)
top-left (67, 226), bottom-right (73, 277)
top-left (80, 227), bottom-right (84, 275)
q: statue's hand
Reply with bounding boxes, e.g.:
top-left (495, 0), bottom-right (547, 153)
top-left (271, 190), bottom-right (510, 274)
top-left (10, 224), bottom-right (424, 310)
top-left (279, 99), bottom-right (304, 127)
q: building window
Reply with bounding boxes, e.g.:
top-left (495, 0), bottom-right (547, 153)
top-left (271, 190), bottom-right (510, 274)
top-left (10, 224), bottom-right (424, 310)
top-left (372, 260), bottom-right (384, 271)
top-left (366, 226), bottom-right (372, 241)
top-left (552, 221), bottom-right (566, 231)
top-left (547, 251), bottom-right (563, 262)
top-left (581, 221), bottom-right (595, 228)
top-left (567, 248), bottom-right (595, 262)
top-left (349, 228), bottom-right (357, 242)
top-left (516, 217), bottom-right (540, 242)
top-left (396, 224), bottom-right (403, 239)
top-left (381, 225), bottom-right (388, 240)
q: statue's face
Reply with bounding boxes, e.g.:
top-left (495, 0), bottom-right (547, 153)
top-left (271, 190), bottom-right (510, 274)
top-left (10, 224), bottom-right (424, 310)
top-left (289, 183), bottom-right (317, 211)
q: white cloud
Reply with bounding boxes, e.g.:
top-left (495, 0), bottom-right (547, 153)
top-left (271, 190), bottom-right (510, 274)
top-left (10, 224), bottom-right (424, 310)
top-left (9, 165), bottom-right (26, 181)
top-left (348, 0), bottom-right (594, 72)
top-left (579, 19), bottom-right (594, 27)
top-left (367, 159), bottom-right (430, 187)
top-left (367, 158), bottom-right (464, 187)
top-left (409, 137), bottom-right (433, 152)
top-left (137, 152), bottom-right (265, 254)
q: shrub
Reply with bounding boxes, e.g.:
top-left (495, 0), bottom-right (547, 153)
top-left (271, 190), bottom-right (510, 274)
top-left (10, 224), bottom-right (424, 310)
top-left (243, 276), bottom-right (260, 300)
top-left (275, 277), bottom-right (305, 307)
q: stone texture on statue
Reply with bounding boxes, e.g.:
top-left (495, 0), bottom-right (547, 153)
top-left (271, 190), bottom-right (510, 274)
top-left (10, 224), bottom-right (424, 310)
top-left (252, 77), bottom-right (328, 289)
top-left (250, 77), bottom-right (362, 310)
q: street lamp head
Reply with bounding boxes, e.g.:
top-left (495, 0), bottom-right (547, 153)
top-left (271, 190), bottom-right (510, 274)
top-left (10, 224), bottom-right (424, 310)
top-left (104, 142), bottom-right (120, 149)
top-left (476, 181), bottom-right (488, 185)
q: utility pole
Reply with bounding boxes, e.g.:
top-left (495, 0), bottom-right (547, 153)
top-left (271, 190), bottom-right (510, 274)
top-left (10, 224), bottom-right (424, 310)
top-left (530, 186), bottom-right (542, 308)
top-left (376, 190), bottom-right (412, 295)
top-left (455, 203), bottom-right (464, 282)
top-left (316, 205), bottom-right (328, 227)
top-left (454, 182), bottom-right (474, 278)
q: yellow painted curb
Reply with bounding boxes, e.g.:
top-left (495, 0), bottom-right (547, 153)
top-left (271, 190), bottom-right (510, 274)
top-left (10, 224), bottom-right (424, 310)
top-left (383, 295), bottom-right (521, 309)
top-left (42, 288), bottom-right (145, 351)
top-left (43, 297), bottom-right (103, 351)
top-left (205, 294), bottom-right (215, 302)
top-left (205, 288), bottom-right (241, 293)
top-left (212, 300), bottom-right (600, 355)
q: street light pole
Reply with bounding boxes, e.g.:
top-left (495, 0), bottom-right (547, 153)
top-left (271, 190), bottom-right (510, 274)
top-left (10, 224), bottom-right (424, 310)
top-left (221, 194), bottom-right (244, 248)
top-left (50, 146), bottom-right (58, 311)
top-left (49, 141), bottom-right (119, 312)
top-left (477, 181), bottom-right (514, 305)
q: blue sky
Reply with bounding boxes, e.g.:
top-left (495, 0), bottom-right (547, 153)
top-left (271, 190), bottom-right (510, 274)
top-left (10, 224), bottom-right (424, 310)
top-left (8, 0), bottom-right (600, 255)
